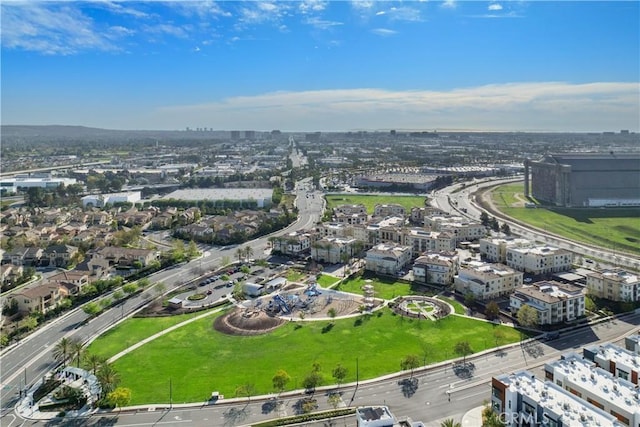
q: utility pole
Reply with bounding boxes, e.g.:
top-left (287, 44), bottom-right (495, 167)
top-left (169, 378), bottom-right (172, 410)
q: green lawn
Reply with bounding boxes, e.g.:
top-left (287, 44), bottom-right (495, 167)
top-left (335, 275), bottom-right (429, 300)
top-left (87, 311), bottom-right (206, 359)
top-left (325, 194), bottom-right (427, 215)
top-left (491, 184), bottom-right (640, 256)
top-left (109, 308), bottom-right (521, 405)
top-left (286, 270), bottom-right (306, 283)
top-left (316, 274), bottom-right (341, 288)
top-left (437, 296), bottom-right (466, 315)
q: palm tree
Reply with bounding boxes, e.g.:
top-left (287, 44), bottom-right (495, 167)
top-left (52, 337), bottom-right (72, 368)
top-left (235, 247), bottom-right (244, 263)
top-left (96, 363), bottom-right (120, 396)
top-left (84, 353), bottom-right (106, 375)
top-left (70, 339), bottom-right (85, 368)
top-left (440, 419), bottom-right (461, 427)
top-left (243, 245), bottom-right (254, 262)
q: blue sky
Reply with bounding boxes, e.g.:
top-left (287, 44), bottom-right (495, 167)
top-left (1, 1), bottom-right (639, 132)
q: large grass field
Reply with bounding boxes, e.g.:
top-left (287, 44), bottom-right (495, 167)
top-left (102, 308), bottom-right (519, 405)
top-left (325, 194), bottom-right (426, 214)
top-left (491, 184), bottom-right (640, 256)
top-left (335, 275), bottom-right (428, 300)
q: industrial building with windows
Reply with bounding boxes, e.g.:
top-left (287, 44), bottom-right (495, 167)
top-left (524, 153), bottom-right (640, 207)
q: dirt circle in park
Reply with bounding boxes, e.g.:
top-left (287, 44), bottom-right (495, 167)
top-left (214, 307), bottom-right (286, 336)
top-left (392, 296), bottom-right (452, 320)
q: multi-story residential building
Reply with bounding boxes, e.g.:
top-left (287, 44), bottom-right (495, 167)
top-left (271, 231), bottom-right (311, 257)
top-left (479, 237), bottom-right (532, 263)
top-left (334, 204), bottom-right (368, 225)
top-left (365, 216), bottom-right (405, 246)
top-left (625, 335), bottom-right (640, 353)
top-left (583, 343), bottom-right (640, 385)
top-left (404, 228), bottom-right (456, 257)
top-left (92, 246), bottom-right (158, 268)
top-left (491, 370), bottom-right (623, 427)
top-left (316, 222), bottom-right (351, 239)
top-left (455, 261), bottom-right (523, 300)
top-left (510, 281), bottom-right (585, 325)
top-left (544, 353), bottom-right (640, 426)
top-left (506, 245), bottom-right (573, 275)
top-left (42, 244), bottom-right (79, 268)
top-left (586, 269), bottom-right (640, 302)
top-left (424, 214), bottom-right (486, 243)
top-left (311, 237), bottom-right (358, 264)
top-left (412, 251), bottom-right (458, 285)
top-left (409, 207), bottom-right (443, 225)
top-left (373, 204), bottom-right (406, 218)
top-left (13, 283), bottom-right (63, 314)
top-left (365, 244), bottom-right (412, 276)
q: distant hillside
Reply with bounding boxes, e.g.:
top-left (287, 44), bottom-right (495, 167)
top-left (0, 125), bottom-right (229, 144)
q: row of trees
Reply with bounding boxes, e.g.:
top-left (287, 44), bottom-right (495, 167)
top-left (480, 212), bottom-right (511, 235)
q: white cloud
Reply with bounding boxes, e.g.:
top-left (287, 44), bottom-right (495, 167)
top-left (0, 2), bottom-right (121, 54)
top-left (305, 17), bottom-right (343, 30)
top-left (441, 0), bottom-right (457, 9)
top-left (488, 3), bottom-right (503, 11)
top-left (371, 28), bottom-right (397, 36)
top-left (299, 0), bottom-right (327, 14)
top-left (148, 82), bottom-right (640, 132)
top-left (171, 1), bottom-right (232, 19)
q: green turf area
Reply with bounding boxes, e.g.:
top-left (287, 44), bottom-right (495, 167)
top-left (490, 184), bottom-right (640, 256)
top-left (109, 308), bottom-right (521, 405)
top-left (325, 194), bottom-right (426, 215)
top-left (316, 274), bottom-right (341, 288)
top-left (286, 270), bottom-right (306, 282)
top-left (335, 275), bottom-right (428, 300)
top-left (437, 296), bottom-right (466, 315)
top-left (86, 311), bottom-right (207, 359)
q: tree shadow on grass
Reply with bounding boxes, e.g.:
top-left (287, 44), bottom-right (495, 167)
top-left (321, 323), bottom-right (334, 333)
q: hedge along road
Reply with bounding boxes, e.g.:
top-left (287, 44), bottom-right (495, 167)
top-left (90, 306), bottom-right (521, 405)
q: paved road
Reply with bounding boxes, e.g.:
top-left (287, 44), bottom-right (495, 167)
top-left (0, 178), bottom-right (322, 423)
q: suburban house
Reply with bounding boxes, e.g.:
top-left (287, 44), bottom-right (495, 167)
top-left (42, 244), bottom-right (79, 267)
top-left (93, 246), bottom-right (158, 268)
top-left (46, 271), bottom-right (90, 295)
top-left (13, 283), bottom-right (63, 314)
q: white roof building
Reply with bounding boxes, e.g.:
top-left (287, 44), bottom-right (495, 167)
top-left (365, 243), bottom-right (412, 276)
top-left (506, 245), bottom-right (573, 275)
top-left (586, 269), bottom-right (640, 302)
top-left (510, 281), bottom-right (585, 325)
top-left (455, 261), bottom-right (523, 300)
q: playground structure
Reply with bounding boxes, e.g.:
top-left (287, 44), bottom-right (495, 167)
top-left (263, 282), bottom-right (361, 318)
top-left (393, 296), bottom-right (452, 321)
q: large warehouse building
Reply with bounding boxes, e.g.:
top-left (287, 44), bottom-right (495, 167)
top-left (524, 153), bottom-right (640, 207)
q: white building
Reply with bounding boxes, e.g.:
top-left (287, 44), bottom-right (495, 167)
top-left (479, 237), bottom-right (532, 263)
top-left (334, 204), bottom-right (368, 225)
top-left (583, 343), bottom-right (640, 386)
top-left (1, 174), bottom-right (77, 194)
top-left (455, 261), bottom-right (523, 300)
top-left (625, 335), bottom-right (640, 353)
top-left (404, 228), bottom-right (456, 256)
top-left (366, 217), bottom-right (405, 246)
top-left (365, 244), bottom-right (412, 276)
top-left (81, 191), bottom-right (142, 208)
top-left (510, 281), bottom-right (585, 325)
top-left (586, 269), bottom-right (640, 302)
top-left (412, 251), bottom-right (458, 285)
top-left (424, 214), bottom-right (486, 243)
top-left (162, 188), bottom-right (273, 208)
top-left (491, 370), bottom-right (623, 427)
top-left (311, 237), bottom-right (358, 264)
top-left (373, 204), bottom-right (406, 218)
top-left (544, 353), bottom-right (640, 427)
top-left (506, 245), bottom-right (573, 275)
top-left (271, 231), bottom-right (311, 257)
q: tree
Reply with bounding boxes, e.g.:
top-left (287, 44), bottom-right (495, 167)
top-left (107, 387), bottom-right (131, 412)
top-left (84, 353), bottom-right (106, 375)
top-left (493, 328), bottom-right (506, 347)
top-left (454, 341), bottom-right (473, 364)
top-left (516, 305), bottom-right (539, 331)
top-left (400, 354), bottom-right (420, 378)
top-left (186, 240), bottom-right (199, 259)
top-left (235, 382), bottom-right (256, 403)
top-left (97, 363), bottom-right (120, 395)
top-left (440, 419), bottom-right (462, 427)
top-left (485, 301), bottom-right (500, 320)
top-left (327, 307), bottom-right (337, 323)
top-left (480, 212), bottom-right (490, 226)
top-left (243, 245), bottom-right (254, 261)
top-left (464, 292), bottom-right (476, 307)
top-left (332, 364), bottom-right (348, 388)
top-left (70, 339), bottom-right (85, 368)
top-left (500, 223), bottom-right (511, 235)
top-left (328, 393), bottom-right (341, 409)
top-left (235, 247), bottom-right (244, 263)
top-left (272, 369), bottom-right (291, 394)
top-left (52, 337), bottom-right (73, 367)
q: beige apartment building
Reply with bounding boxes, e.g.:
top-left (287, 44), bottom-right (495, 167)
top-left (506, 245), bottom-right (573, 275)
top-left (365, 244), bottom-right (412, 275)
top-left (455, 261), bottom-right (523, 300)
top-left (586, 269), bottom-right (639, 302)
top-left (479, 237), bottom-right (532, 263)
top-left (510, 281), bottom-right (585, 325)
top-left (412, 251), bottom-right (458, 285)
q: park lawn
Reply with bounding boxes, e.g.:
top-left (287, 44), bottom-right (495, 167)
top-left (325, 194), bottom-right (426, 215)
top-left (317, 274), bottom-right (341, 288)
top-left (86, 311), bottom-right (205, 359)
top-left (112, 309), bottom-right (520, 405)
top-left (437, 296), bottom-right (466, 315)
top-left (491, 184), bottom-right (640, 257)
top-left (335, 275), bottom-right (427, 300)
top-left (286, 270), bottom-right (306, 283)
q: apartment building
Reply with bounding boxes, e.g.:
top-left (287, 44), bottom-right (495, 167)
top-left (365, 244), bottom-right (412, 276)
top-left (506, 245), bottom-right (573, 275)
top-left (412, 251), bottom-right (458, 285)
top-left (366, 217), bottom-right (405, 246)
top-left (373, 204), bottom-right (406, 218)
top-left (544, 353), bottom-right (640, 426)
top-left (271, 231), bottom-right (311, 257)
top-left (424, 214), bottom-right (486, 243)
top-left (510, 281), bottom-right (585, 325)
top-left (334, 204), bottom-right (368, 225)
top-left (479, 237), bottom-right (532, 263)
top-left (404, 228), bottom-right (456, 257)
top-left (583, 343), bottom-right (640, 385)
top-left (491, 370), bottom-right (623, 427)
top-left (625, 335), bottom-right (640, 354)
top-left (316, 222), bottom-right (351, 239)
top-left (454, 261), bottom-right (523, 300)
top-left (310, 237), bottom-right (358, 264)
top-left (586, 269), bottom-right (640, 302)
